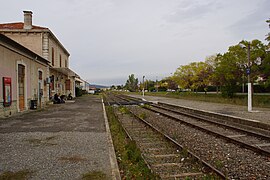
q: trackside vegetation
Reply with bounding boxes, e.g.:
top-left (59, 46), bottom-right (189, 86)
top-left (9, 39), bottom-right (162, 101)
top-left (139, 91), bottom-right (270, 108)
top-left (105, 106), bottom-right (159, 179)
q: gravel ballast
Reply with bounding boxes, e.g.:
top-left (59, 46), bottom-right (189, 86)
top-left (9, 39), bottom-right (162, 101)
top-left (129, 106), bottom-right (270, 179)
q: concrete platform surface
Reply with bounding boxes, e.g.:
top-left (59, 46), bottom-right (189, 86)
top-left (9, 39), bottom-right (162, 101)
top-left (131, 94), bottom-right (270, 125)
top-left (0, 95), bottom-right (120, 180)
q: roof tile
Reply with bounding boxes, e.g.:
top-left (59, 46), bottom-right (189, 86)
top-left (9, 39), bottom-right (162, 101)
top-left (0, 22), bottom-right (47, 30)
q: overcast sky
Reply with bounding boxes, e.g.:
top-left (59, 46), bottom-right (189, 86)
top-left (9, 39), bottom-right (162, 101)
top-left (1, 0), bottom-right (269, 86)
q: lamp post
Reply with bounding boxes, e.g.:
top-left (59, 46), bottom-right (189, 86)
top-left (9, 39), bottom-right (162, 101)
top-left (246, 43), bottom-right (252, 112)
top-left (240, 42), bottom-right (252, 112)
top-left (142, 76), bottom-right (145, 97)
top-left (156, 76), bottom-right (158, 92)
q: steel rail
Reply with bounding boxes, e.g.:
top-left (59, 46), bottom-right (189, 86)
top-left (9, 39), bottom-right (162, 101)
top-left (144, 106), bottom-right (270, 157)
top-left (152, 104), bottom-right (270, 140)
top-left (103, 95), bottom-right (163, 178)
top-left (105, 93), bottom-right (226, 179)
top-left (127, 108), bottom-right (226, 179)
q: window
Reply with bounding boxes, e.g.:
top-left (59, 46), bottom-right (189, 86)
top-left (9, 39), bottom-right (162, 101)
top-left (66, 79), bottom-right (71, 90)
top-left (38, 71), bottom-right (42, 80)
top-left (52, 47), bottom-right (55, 66)
top-left (60, 54), bottom-right (62, 67)
top-left (51, 75), bottom-right (54, 90)
top-left (65, 60), bottom-right (67, 67)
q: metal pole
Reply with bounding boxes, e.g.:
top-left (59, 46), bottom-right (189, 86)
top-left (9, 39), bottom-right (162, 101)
top-left (247, 43), bottom-right (252, 112)
top-left (156, 76), bottom-right (158, 92)
top-left (142, 76), bottom-right (145, 97)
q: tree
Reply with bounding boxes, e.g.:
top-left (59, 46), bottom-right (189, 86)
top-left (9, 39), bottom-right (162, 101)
top-left (164, 77), bottom-right (178, 90)
top-left (214, 52), bottom-right (241, 97)
top-left (205, 54), bottom-right (221, 92)
top-left (145, 79), bottom-right (155, 92)
top-left (261, 18), bottom-right (270, 87)
top-left (125, 74), bottom-right (138, 92)
top-left (213, 39), bottom-right (266, 97)
top-left (173, 64), bottom-right (194, 91)
top-left (239, 40), bottom-right (266, 82)
top-left (117, 85), bottom-right (123, 90)
top-left (110, 85), bottom-right (116, 90)
top-left (266, 18), bottom-right (270, 43)
top-left (173, 62), bottom-right (213, 92)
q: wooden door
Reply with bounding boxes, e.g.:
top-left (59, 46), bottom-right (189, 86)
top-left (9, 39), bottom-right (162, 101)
top-left (18, 65), bottom-right (25, 111)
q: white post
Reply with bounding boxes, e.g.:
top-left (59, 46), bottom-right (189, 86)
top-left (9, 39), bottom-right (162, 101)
top-left (247, 43), bottom-right (252, 112)
top-left (142, 76), bottom-right (145, 97)
top-left (248, 82), bottom-right (252, 112)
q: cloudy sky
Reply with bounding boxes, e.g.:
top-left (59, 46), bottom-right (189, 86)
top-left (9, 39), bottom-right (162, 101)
top-left (1, 0), bottom-right (269, 85)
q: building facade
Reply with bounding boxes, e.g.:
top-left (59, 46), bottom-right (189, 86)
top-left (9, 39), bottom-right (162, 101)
top-left (0, 34), bottom-right (49, 117)
top-left (0, 11), bottom-right (77, 98)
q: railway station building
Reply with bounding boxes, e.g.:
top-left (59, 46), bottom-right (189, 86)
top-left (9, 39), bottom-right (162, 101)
top-left (0, 34), bottom-right (50, 117)
top-left (0, 11), bottom-right (80, 117)
top-left (0, 11), bottom-right (78, 99)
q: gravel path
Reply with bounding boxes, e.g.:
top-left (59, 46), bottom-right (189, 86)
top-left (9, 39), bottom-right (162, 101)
top-left (0, 96), bottom-right (116, 180)
top-left (131, 95), bottom-right (270, 125)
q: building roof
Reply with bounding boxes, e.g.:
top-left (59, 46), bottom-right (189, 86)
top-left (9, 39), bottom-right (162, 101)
top-left (0, 22), bottom-right (48, 30)
top-left (0, 34), bottom-right (49, 65)
top-left (51, 67), bottom-right (80, 78)
top-left (0, 22), bottom-right (70, 56)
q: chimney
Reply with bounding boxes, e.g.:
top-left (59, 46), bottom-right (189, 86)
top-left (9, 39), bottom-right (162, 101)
top-left (23, 11), bottom-right (33, 30)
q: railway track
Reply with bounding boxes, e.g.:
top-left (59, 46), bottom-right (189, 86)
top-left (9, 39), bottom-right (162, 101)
top-left (105, 93), bottom-right (224, 179)
top-left (114, 106), bottom-right (223, 179)
top-left (120, 94), bottom-right (270, 156)
top-left (104, 92), bottom-right (147, 105)
top-left (145, 104), bottom-right (270, 156)
top-left (105, 93), bottom-right (270, 179)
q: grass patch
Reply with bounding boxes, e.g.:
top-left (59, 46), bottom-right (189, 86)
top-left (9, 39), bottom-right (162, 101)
top-left (138, 112), bottom-right (148, 119)
top-left (181, 147), bottom-right (189, 158)
top-left (140, 104), bottom-right (151, 109)
top-left (82, 171), bottom-right (108, 180)
top-left (214, 160), bottom-right (224, 169)
top-left (0, 170), bottom-right (33, 180)
top-left (106, 106), bottom-right (159, 179)
top-left (128, 91), bottom-right (270, 108)
top-left (118, 106), bottom-right (129, 114)
top-left (59, 155), bottom-right (87, 163)
top-left (25, 136), bottom-right (58, 146)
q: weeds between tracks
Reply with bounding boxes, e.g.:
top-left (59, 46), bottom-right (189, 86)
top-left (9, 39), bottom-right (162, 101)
top-left (106, 106), bottom-right (159, 179)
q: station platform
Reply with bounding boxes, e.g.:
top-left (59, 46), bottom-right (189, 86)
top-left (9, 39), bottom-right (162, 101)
top-left (130, 94), bottom-right (270, 125)
top-left (0, 95), bottom-right (120, 180)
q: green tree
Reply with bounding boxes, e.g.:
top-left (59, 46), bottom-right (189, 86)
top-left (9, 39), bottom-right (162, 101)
top-left (173, 62), bottom-right (213, 92)
top-left (205, 54), bottom-right (221, 92)
top-left (117, 85), bottom-right (123, 90)
top-left (213, 39), bottom-right (266, 97)
top-left (145, 79), bottom-right (155, 92)
top-left (261, 53), bottom-right (270, 87)
top-left (261, 18), bottom-right (270, 87)
top-left (266, 18), bottom-right (270, 43)
top-left (125, 74), bottom-right (138, 92)
top-left (173, 63), bottom-right (194, 91)
top-left (239, 40), bottom-right (266, 82)
top-left (163, 77), bottom-right (178, 90)
top-left (110, 85), bottom-right (116, 90)
top-left (214, 52), bottom-right (241, 97)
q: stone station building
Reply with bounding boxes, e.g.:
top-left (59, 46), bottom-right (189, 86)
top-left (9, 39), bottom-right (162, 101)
top-left (0, 11), bottom-right (81, 117)
top-left (0, 34), bottom-right (49, 117)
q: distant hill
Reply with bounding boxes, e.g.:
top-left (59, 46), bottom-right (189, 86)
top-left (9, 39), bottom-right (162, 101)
top-left (89, 84), bottom-right (109, 89)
